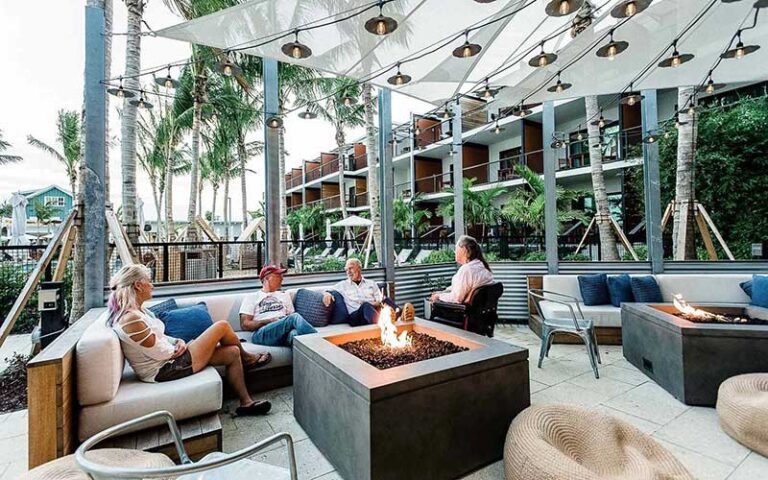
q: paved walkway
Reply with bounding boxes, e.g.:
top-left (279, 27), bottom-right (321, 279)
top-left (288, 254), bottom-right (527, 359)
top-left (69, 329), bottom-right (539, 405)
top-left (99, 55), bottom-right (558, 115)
top-left (0, 334), bottom-right (32, 373)
top-left (2, 325), bottom-right (767, 479)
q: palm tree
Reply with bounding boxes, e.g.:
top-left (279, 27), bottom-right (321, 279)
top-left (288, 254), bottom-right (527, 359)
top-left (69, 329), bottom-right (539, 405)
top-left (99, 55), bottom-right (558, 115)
top-left (27, 110), bottom-right (81, 199)
top-left (673, 86), bottom-right (697, 260)
top-left (393, 194), bottom-right (432, 239)
top-left (361, 83), bottom-right (382, 260)
top-left (585, 95), bottom-right (619, 260)
top-left (437, 178), bottom-right (506, 236)
top-left (33, 200), bottom-right (56, 233)
top-left (501, 164), bottom-right (587, 235)
top-left (0, 129), bottom-right (22, 164)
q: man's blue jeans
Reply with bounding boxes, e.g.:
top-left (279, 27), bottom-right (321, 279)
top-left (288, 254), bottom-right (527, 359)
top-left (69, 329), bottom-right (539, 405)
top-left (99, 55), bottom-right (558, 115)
top-left (251, 313), bottom-right (317, 346)
top-left (348, 297), bottom-right (400, 326)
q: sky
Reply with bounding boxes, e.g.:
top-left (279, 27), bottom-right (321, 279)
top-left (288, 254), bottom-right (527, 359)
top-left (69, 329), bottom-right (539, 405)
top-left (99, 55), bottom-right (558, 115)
top-left (0, 0), bottom-right (431, 222)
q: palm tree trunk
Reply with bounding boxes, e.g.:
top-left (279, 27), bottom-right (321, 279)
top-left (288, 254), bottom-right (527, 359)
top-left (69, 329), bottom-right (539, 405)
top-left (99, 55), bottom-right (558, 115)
top-left (336, 129), bottom-right (352, 240)
top-left (211, 184), bottom-right (218, 222)
top-left (198, 176), bottom-right (203, 218)
top-left (585, 96), bottom-right (619, 261)
top-left (223, 175), bottom-right (230, 240)
top-left (363, 83), bottom-right (382, 264)
top-left (673, 86), bottom-right (697, 260)
top-left (120, 0), bottom-right (142, 242)
top-left (186, 72), bottom-right (206, 241)
top-left (165, 160), bottom-right (174, 241)
top-left (278, 125), bottom-right (290, 260)
top-left (238, 132), bottom-right (248, 231)
top-left (103, 0), bottom-right (112, 205)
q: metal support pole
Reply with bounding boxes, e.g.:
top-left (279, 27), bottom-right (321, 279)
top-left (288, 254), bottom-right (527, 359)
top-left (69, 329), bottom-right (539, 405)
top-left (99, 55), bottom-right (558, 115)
top-left (641, 89), bottom-right (664, 273)
top-left (451, 99), bottom-right (464, 238)
top-left (542, 101), bottom-right (558, 274)
top-left (263, 59), bottom-right (281, 266)
top-left (378, 89), bottom-right (395, 283)
top-left (409, 113), bottom-right (417, 240)
top-left (84, 5), bottom-right (107, 309)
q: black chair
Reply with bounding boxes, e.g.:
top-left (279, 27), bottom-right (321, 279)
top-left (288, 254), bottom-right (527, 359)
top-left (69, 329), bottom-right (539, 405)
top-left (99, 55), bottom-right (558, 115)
top-left (429, 282), bottom-right (504, 337)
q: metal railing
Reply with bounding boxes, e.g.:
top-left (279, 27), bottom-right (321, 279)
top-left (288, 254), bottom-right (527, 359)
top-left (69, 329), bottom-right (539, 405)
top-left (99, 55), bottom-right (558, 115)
top-left (321, 158), bottom-right (340, 177)
top-left (414, 171), bottom-right (454, 194)
top-left (0, 244), bottom-right (59, 335)
top-left (305, 165), bottom-right (322, 182)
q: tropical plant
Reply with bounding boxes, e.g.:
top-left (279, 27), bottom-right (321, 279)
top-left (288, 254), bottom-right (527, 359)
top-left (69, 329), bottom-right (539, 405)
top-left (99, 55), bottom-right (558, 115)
top-left (0, 129), bottom-right (22, 165)
top-left (501, 164), bottom-right (587, 235)
top-left (437, 178), bottom-right (506, 236)
top-left (32, 201), bottom-right (56, 231)
top-left (27, 110), bottom-right (81, 199)
top-left (393, 194), bottom-right (432, 238)
top-left (585, 95), bottom-right (620, 260)
top-left (424, 249), bottom-right (456, 264)
top-left (286, 204), bottom-right (326, 239)
top-left (0, 201), bottom-right (11, 218)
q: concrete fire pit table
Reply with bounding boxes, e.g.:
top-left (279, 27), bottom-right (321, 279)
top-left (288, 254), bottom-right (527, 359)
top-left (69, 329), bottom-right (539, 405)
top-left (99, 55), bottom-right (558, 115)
top-left (294, 319), bottom-right (530, 480)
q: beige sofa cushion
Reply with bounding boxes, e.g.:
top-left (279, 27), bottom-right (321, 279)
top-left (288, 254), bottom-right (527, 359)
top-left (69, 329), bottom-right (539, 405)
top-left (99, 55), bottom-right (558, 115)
top-left (538, 301), bottom-right (622, 328)
top-left (79, 365), bottom-right (222, 441)
top-left (542, 275), bottom-right (584, 302)
top-left (76, 312), bottom-right (124, 406)
top-left (655, 274), bottom-right (752, 304)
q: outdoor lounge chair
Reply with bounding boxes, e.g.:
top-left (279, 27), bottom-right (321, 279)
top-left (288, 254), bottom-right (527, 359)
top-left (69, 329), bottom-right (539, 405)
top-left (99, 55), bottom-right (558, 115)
top-left (413, 249), bottom-right (432, 264)
top-left (396, 248), bottom-right (412, 264)
top-left (429, 282), bottom-right (503, 337)
top-left (314, 247), bottom-right (332, 259)
top-left (331, 247), bottom-right (345, 258)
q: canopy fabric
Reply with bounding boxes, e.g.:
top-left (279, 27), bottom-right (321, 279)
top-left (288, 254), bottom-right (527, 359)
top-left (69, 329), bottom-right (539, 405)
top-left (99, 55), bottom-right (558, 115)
top-left (157, 0), bottom-right (768, 107)
top-left (9, 192), bottom-right (28, 246)
top-left (331, 215), bottom-right (372, 227)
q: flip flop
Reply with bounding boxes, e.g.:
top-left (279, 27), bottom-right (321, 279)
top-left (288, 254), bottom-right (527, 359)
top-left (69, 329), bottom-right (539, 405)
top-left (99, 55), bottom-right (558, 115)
top-left (235, 400), bottom-right (272, 417)
top-left (244, 352), bottom-right (272, 371)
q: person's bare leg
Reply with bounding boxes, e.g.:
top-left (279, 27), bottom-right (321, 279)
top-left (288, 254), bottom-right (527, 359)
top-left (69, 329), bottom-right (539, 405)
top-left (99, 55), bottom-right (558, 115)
top-left (208, 345), bottom-right (254, 406)
top-left (188, 321), bottom-right (264, 370)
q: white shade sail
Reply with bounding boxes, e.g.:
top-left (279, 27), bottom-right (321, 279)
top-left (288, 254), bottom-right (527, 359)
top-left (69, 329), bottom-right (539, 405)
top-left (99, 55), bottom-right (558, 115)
top-left (157, 0), bottom-right (768, 107)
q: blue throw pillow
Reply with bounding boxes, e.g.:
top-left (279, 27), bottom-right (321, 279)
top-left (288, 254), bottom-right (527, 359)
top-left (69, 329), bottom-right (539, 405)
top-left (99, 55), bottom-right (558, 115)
top-left (328, 290), bottom-right (349, 325)
top-left (630, 276), bottom-right (663, 303)
top-left (751, 275), bottom-right (768, 308)
top-left (148, 298), bottom-right (178, 317)
top-left (741, 280), bottom-right (753, 299)
top-left (158, 303), bottom-right (213, 342)
top-left (607, 274), bottom-right (634, 307)
top-left (578, 273), bottom-right (611, 306)
top-left (294, 289), bottom-right (332, 327)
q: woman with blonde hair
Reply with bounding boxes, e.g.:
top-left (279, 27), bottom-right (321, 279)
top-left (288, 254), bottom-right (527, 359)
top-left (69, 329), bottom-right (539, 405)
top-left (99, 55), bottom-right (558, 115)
top-left (107, 264), bottom-right (271, 416)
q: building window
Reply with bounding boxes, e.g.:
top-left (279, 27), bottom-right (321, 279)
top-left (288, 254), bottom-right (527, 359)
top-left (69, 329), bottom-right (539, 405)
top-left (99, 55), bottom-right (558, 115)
top-left (44, 196), bottom-right (66, 207)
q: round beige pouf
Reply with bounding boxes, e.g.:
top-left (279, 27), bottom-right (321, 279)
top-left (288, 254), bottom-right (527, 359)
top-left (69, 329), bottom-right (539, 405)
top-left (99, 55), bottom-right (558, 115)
top-left (503, 405), bottom-right (693, 480)
top-left (717, 373), bottom-right (768, 457)
top-left (19, 448), bottom-right (174, 480)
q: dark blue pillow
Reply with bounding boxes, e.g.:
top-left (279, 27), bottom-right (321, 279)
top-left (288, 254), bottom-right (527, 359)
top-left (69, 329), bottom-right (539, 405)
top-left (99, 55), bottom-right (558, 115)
top-left (741, 280), bottom-right (753, 299)
top-left (630, 276), bottom-right (663, 303)
top-left (158, 303), bottom-right (213, 342)
top-left (607, 274), bottom-right (634, 307)
top-left (751, 275), bottom-right (768, 308)
top-left (328, 290), bottom-right (349, 325)
top-left (294, 289), bottom-right (332, 327)
top-left (148, 298), bottom-right (178, 317)
top-left (578, 274), bottom-right (611, 306)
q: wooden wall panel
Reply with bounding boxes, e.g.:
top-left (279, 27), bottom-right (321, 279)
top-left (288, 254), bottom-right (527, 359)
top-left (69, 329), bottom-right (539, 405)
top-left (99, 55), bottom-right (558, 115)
top-left (523, 120), bottom-right (544, 174)
top-left (305, 188), bottom-right (321, 202)
top-left (414, 157), bottom-right (443, 194)
top-left (462, 143), bottom-right (489, 184)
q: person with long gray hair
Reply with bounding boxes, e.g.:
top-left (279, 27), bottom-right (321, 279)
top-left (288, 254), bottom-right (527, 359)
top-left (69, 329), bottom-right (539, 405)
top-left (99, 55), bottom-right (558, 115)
top-left (107, 264), bottom-right (272, 416)
top-left (429, 235), bottom-right (494, 304)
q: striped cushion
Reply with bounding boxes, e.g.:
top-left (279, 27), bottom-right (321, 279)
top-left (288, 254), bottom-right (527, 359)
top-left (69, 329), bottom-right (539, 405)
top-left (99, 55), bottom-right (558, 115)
top-left (577, 274), bottom-right (610, 306)
top-left (630, 276), bottom-right (663, 303)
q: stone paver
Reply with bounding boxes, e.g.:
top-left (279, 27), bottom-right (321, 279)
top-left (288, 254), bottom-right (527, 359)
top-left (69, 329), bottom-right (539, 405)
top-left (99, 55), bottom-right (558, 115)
top-left (0, 334), bottom-right (31, 373)
top-left (3, 324), bottom-right (766, 480)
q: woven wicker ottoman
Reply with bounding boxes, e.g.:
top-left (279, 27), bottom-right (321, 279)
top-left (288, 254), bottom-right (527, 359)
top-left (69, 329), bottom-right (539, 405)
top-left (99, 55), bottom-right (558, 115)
top-left (717, 373), bottom-right (768, 456)
top-left (503, 405), bottom-right (693, 480)
top-left (19, 448), bottom-right (173, 480)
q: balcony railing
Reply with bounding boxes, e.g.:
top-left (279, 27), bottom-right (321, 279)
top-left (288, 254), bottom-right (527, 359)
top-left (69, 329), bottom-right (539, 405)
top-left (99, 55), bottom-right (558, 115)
top-left (351, 192), bottom-right (369, 208)
top-left (415, 171), bottom-right (454, 194)
top-left (321, 158), bottom-right (340, 177)
top-left (305, 166), bottom-right (322, 182)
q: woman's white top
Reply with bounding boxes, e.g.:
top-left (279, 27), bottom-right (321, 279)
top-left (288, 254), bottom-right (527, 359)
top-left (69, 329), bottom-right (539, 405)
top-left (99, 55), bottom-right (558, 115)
top-left (113, 308), bottom-right (177, 383)
top-left (437, 259), bottom-right (495, 304)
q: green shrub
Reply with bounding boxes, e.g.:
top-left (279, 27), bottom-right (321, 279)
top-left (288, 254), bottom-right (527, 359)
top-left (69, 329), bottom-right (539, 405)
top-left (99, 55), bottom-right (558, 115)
top-left (424, 249), bottom-right (456, 264)
top-left (305, 257), bottom-right (346, 272)
top-left (523, 251), bottom-right (547, 261)
top-left (562, 252), bottom-right (591, 261)
top-left (621, 245), bottom-right (648, 261)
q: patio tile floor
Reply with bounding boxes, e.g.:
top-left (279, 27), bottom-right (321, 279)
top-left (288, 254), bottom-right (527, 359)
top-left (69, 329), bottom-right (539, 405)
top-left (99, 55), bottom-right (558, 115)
top-left (1, 324), bottom-right (766, 479)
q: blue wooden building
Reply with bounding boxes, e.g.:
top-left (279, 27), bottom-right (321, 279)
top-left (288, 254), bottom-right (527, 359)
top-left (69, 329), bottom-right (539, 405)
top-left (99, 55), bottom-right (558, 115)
top-left (19, 185), bottom-right (74, 221)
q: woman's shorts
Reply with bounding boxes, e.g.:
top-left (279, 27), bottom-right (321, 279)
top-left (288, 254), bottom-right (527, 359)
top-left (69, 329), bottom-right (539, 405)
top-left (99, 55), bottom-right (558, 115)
top-left (155, 349), bottom-right (194, 382)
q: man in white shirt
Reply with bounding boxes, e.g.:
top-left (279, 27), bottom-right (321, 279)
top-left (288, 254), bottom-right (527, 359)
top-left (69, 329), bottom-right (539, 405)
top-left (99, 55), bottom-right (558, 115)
top-left (323, 258), bottom-right (402, 326)
top-left (239, 265), bottom-right (317, 346)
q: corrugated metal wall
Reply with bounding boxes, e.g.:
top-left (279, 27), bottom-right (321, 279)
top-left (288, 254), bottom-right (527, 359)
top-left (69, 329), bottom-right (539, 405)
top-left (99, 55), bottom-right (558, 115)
top-left (393, 264), bottom-right (458, 317)
top-left (488, 263), bottom-right (548, 321)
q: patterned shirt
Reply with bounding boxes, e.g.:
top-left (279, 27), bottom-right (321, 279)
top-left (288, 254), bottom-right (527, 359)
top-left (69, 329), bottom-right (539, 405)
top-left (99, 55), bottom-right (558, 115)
top-left (437, 259), bottom-right (494, 304)
top-left (332, 277), bottom-right (383, 313)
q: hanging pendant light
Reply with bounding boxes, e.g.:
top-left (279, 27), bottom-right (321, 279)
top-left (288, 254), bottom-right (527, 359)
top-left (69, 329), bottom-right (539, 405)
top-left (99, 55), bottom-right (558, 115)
top-left (611, 0), bottom-right (653, 19)
top-left (596, 30), bottom-right (629, 61)
top-left (453, 31), bottom-right (482, 58)
top-left (387, 63), bottom-right (411, 86)
top-left (699, 71), bottom-right (724, 94)
top-left (577, 127), bottom-right (584, 142)
top-left (642, 130), bottom-right (658, 144)
top-left (545, 0), bottom-right (584, 17)
top-left (546, 71), bottom-right (572, 93)
top-left (282, 30), bottom-right (312, 60)
top-left (590, 109), bottom-right (611, 128)
top-left (658, 41), bottom-right (694, 68)
top-left (217, 55), bottom-right (242, 77)
top-left (266, 116), bottom-right (283, 128)
top-left (340, 95), bottom-right (357, 107)
top-left (529, 42), bottom-right (557, 68)
top-left (414, 123), bottom-right (422, 136)
top-left (442, 107), bottom-right (452, 120)
top-left (721, 30), bottom-right (760, 59)
top-left (512, 103), bottom-right (532, 117)
top-left (107, 77), bottom-right (135, 99)
top-left (493, 116), bottom-right (505, 135)
top-left (298, 107), bottom-right (317, 120)
top-left (473, 0), bottom-right (498, 3)
top-left (365, 1), bottom-right (398, 36)
top-left (129, 90), bottom-right (153, 109)
top-left (155, 66), bottom-right (180, 89)
top-left (477, 79), bottom-right (497, 101)
top-left (620, 85), bottom-right (644, 106)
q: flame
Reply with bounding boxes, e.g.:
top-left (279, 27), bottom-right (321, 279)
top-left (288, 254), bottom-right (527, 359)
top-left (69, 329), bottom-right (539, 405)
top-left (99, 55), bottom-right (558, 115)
top-left (672, 294), bottom-right (716, 320)
top-left (378, 305), bottom-right (411, 348)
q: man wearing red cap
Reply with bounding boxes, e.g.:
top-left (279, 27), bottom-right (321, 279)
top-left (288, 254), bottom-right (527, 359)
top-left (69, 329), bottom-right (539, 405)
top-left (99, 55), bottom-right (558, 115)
top-left (239, 265), bottom-right (317, 346)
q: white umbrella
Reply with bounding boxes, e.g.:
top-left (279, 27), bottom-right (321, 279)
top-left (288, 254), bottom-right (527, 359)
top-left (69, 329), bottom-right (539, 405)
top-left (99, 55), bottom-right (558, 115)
top-left (331, 215), bottom-right (373, 228)
top-left (325, 218), bottom-right (332, 248)
top-left (9, 192), bottom-right (29, 247)
top-left (298, 223), bottom-right (305, 241)
top-left (137, 197), bottom-right (146, 235)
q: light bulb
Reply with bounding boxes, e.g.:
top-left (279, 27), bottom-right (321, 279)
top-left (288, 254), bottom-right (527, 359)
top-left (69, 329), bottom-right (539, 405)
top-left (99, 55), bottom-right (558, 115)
top-left (483, 88), bottom-right (494, 100)
top-left (462, 45), bottom-right (473, 58)
top-left (164, 78), bottom-right (174, 89)
top-left (706, 81), bottom-right (715, 94)
top-left (292, 46), bottom-right (302, 59)
top-left (376, 19), bottom-right (387, 35)
top-left (117, 87), bottom-right (124, 98)
top-left (607, 45), bottom-right (617, 61)
top-left (555, 81), bottom-right (564, 93)
top-left (138, 98), bottom-right (145, 109)
top-left (344, 97), bottom-right (353, 107)
top-left (558, 0), bottom-right (570, 15)
top-left (664, 131), bottom-right (670, 139)
top-left (627, 96), bottom-right (636, 106)
top-left (647, 135), bottom-right (655, 143)
top-left (415, 127), bottom-right (421, 136)
top-left (671, 54), bottom-right (681, 68)
top-left (624, 1), bottom-right (637, 17)
top-left (577, 132), bottom-right (583, 141)
top-left (223, 64), bottom-right (233, 76)
top-left (538, 55), bottom-right (548, 67)
top-left (494, 123), bottom-right (501, 135)
top-left (598, 118), bottom-right (605, 128)
top-left (688, 105), bottom-right (695, 115)
top-left (735, 45), bottom-right (745, 59)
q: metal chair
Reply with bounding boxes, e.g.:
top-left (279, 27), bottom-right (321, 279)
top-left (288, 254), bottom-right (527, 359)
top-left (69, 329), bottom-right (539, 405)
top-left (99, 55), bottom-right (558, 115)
top-left (75, 411), bottom-right (298, 479)
top-left (528, 289), bottom-right (601, 379)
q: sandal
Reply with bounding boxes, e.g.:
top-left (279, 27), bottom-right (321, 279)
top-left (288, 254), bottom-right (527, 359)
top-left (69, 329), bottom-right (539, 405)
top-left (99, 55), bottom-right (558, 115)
top-left (244, 352), bottom-right (272, 371)
top-left (235, 400), bottom-right (272, 417)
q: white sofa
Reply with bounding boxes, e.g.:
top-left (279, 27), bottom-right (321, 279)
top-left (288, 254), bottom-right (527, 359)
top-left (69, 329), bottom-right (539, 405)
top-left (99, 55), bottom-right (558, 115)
top-left (538, 274), bottom-right (753, 328)
top-left (75, 286), bottom-right (358, 441)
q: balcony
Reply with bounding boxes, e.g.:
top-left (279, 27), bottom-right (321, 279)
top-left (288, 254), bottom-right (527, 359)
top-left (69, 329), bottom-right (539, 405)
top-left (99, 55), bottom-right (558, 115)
top-left (415, 171), bottom-right (453, 195)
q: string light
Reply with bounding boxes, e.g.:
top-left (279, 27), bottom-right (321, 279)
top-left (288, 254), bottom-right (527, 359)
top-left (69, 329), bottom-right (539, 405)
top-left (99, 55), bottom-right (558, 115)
top-left (721, 30), bottom-right (760, 59)
top-left (442, 107), bottom-right (452, 120)
top-left (529, 42), bottom-right (557, 68)
top-left (512, 103), bottom-right (532, 117)
top-left (387, 63), bottom-right (411, 86)
top-left (492, 115), bottom-right (505, 134)
top-left (129, 90), bottom-right (153, 109)
top-left (267, 116), bottom-right (283, 128)
top-left (453, 31), bottom-right (482, 58)
top-left (611, 0), bottom-right (652, 19)
top-left (107, 77), bottom-right (135, 99)
top-left (281, 30), bottom-right (312, 59)
top-left (658, 41), bottom-right (694, 68)
top-left (642, 130), bottom-right (658, 144)
top-left (340, 95), bottom-right (357, 107)
top-left (620, 84), bottom-right (643, 106)
top-left (365, 1), bottom-right (398, 36)
top-left (590, 109), bottom-right (610, 128)
top-left (546, 71), bottom-right (572, 93)
top-left (298, 107), bottom-right (317, 119)
top-left (217, 57), bottom-right (241, 77)
top-left (155, 66), bottom-right (180, 89)
top-left (478, 79), bottom-right (497, 101)
top-left (596, 30), bottom-right (628, 61)
top-left (545, 0), bottom-right (584, 17)
top-left (700, 71), bottom-right (724, 94)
